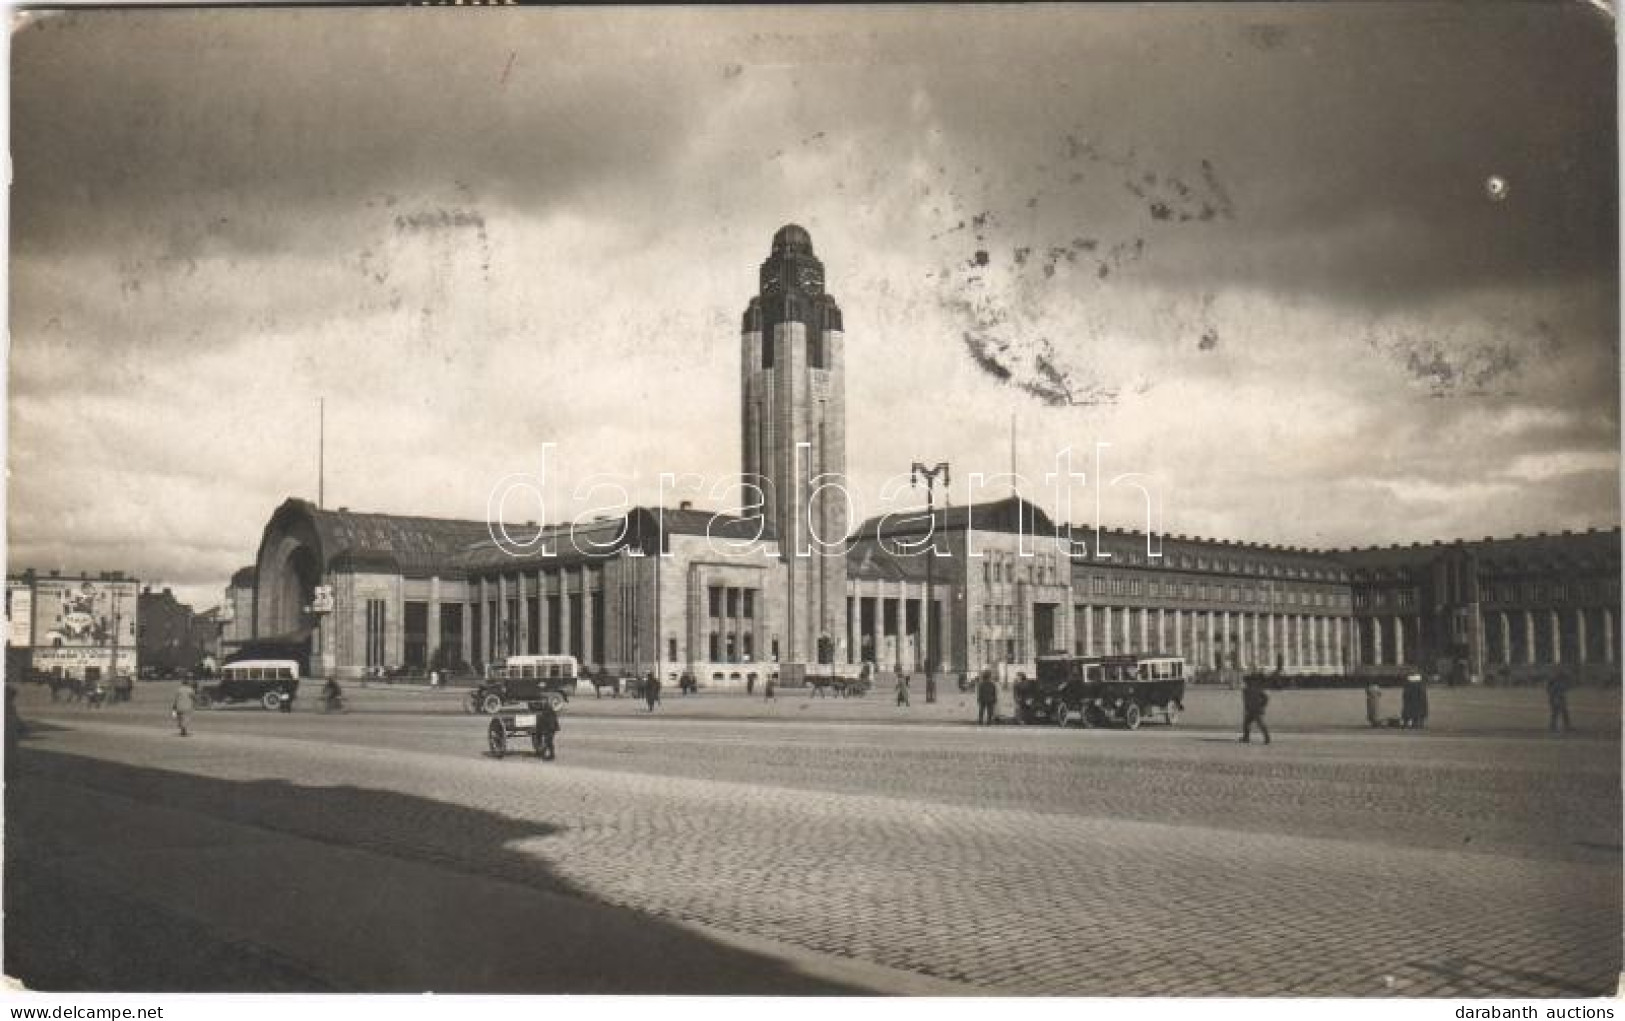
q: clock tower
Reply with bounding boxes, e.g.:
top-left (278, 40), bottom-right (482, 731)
top-left (741, 224), bottom-right (848, 669)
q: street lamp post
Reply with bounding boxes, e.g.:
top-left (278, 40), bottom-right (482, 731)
top-left (911, 461), bottom-right (950, 704)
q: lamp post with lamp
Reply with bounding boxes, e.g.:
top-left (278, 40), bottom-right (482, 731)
top-left (911, 461), bottom-right (950, 704)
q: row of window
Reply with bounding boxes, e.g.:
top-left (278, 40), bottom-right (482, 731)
top-left (1353, 589), bottom-right (1418, 610)
top-left (1082, 575), bottom-right (1348, 607)
top-left (1083, 546), bottom-right (1347, 582)
top-left (1481, 579), bottom-right (1620, 605)
top-left (980, 549), bottom-right (1352, 589)
top-left (707, 586), bottom-right (757, 620)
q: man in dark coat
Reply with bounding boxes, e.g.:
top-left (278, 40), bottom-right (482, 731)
top-left (976, 671), bottom-right (999, 726)
top-left (1401, 673), bottom-right (1427, 728)
top-left (1547, 673), bottom-right (1573, 733)
top-left (1240, 677), bottom-right (1270, 744)
top-left (644, 672), bottom-right (662, 712)
top-left (534, 701), bottom-right (560, 760)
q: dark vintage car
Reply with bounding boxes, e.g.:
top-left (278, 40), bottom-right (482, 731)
top-left (1020, 655), bottom-right (1186, 729)
top-left (467, 655), bottom-right (575, 714)
top-left (199, 659), bottom-right (300, 711)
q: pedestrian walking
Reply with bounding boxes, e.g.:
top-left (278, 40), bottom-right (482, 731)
top-left (644, 672), bottom-right (662, 712)
top-left (1412, 674), bottom-right (1430, 729)
top-left (1239, 677), bottom-right (1270, 744)
top-left (535, 700), bottom-right (560, 760)
top-left (746, 674), bottom-right (755, 696)
top-left (1365, 680), bottom-right (1383, 727)
top-left (172, 680), bottom-right (196, 737)
top-left (925, 665), bottom-right (938, 705)
top-left (1547, 672), bottom-right (1573, 734)
top-left (976, 671), bottom-right (999, 726)
top-left (764, 675), bottom-right (775, 701)
top-left (1400, 673), bottom-right (1422, 728)
top-left (895, 670), bottom-right (911, 707)
top-left (680, 671), bottom-right (696, 696)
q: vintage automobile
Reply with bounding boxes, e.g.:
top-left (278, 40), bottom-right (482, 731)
top-left (467, 654), bottom-right (575, 714)
top-left (1023, 654), bottom-right (1186, 729)
top-left (199, 659), bottom-right (300, 711)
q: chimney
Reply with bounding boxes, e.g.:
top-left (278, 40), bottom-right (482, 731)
top-left (679, 500), bottom-right (694, 511)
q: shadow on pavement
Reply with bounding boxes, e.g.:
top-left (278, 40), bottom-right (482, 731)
top-left (5, 744), bottom-right (869, 995)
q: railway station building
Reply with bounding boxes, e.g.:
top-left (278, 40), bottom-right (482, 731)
top-left (228, 226), bottom-right (1622, 685)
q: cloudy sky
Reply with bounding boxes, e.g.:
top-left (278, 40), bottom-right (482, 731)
top-left (10, 3), bottom-right (1619, 610)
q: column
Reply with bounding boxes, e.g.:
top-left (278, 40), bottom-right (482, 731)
top-left (427, 575), bottom-right (442, 667)
top-left (1523, 610), bottom-right (1536, 665)
top-left (1084, 604), bottom-right (1095, 656)
top-left (1157, 608), bottom-right (1167, 654)
top-left (1605, 608), bottom-right (1616, 666)
top-left (515, 575), bottom-right (530, 655)
top-left (497, 574), bottom-right (510, 658)
top-left (1102, 606), bottom-right (1114, 656)
top-left (1266, 614), bottom-right (1276, 669)
top-left (1371, 616), bottom-right (1383, 666)
top-left (1576, 608), bottom-right (1588, 665)
top-left (477, 577), bottom-right (490, 665)
top-left (542, 569), bottom-right (555, 650)
top-left (1139, 607), bottom-right (1149, 653)
top-left (1206, 612), bottom-right (1216, 669)
top-left (557, 572), bottom-right (571, 658)
top-left (869, 591), bottom-right (883, 668)
top-left (1499, 612), bottom-right (1512, 666)
top-left (851, 595), bottom-right (864, 666)
top-left (1550, 609), bottom-right (1562, 665)
top-left (459, 594), bottom-right (472, 666)
top-left (582, 568), bottom-right (596, 667)
top-left (920, 590), bottom-right (932, 670)
top-left (1172, 609), bottom-right (1182, 657)
top-left (1392, 616), bottom-right (1404, 666)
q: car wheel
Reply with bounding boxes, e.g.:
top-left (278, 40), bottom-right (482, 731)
top-left (547, 691), bottom-right (566, 711)
top-left (488, 719), bottom-right (507, 759)
top-left (1053, 703), bottom-right (1070, 728)
top-left (480, 692), bottom-right (503, 715)
top-left (262, 691), bottom-right (283, 711)
top-left (1122, 703), bottom-right (1142, 730)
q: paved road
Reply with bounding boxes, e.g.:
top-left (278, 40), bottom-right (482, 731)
top-left (6, 683), bottom-right (1620, 996)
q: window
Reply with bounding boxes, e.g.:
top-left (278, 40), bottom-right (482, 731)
top-left (668, 638), bottom-right (678, 661)
top-left (743, 589), bottom-right (755, 619)
top-left (726, 588), bottom-right (740, 618)
top-left (709, 587), bottom-right (723, 618)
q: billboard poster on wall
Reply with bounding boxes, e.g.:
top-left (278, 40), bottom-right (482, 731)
top-left (34, 578), bottom-right (136, 649)
top-left (6, 582), bottom-right (33, 647)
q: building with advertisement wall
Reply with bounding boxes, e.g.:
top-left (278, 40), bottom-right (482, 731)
top-left (5, 569), bottom-right (140, 681)
top-left (225, 226), bottom-right (1621, 685)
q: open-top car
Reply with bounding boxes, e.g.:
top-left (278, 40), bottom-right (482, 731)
top-left (200, 659), bottom-right (300, 711)
top-left (467, 654), bottom-right (575, 714)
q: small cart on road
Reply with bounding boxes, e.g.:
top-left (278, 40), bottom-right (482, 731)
top-left (486, 700), bottom-right (565, 759)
